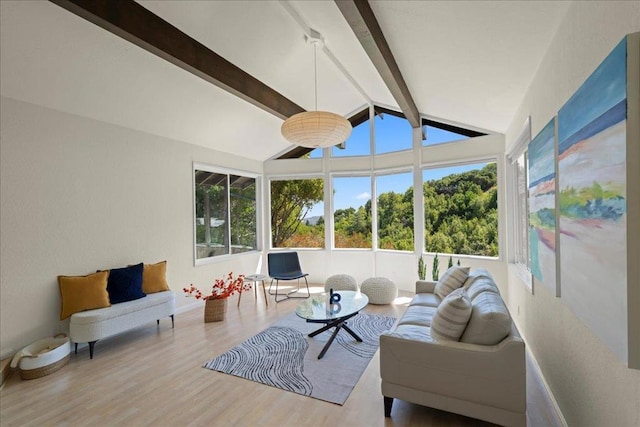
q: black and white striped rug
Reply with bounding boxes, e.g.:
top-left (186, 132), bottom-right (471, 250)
top-left (203, 312), bottom-right (395, 405)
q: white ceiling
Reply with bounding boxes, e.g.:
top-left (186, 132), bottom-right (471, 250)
top-left (0, 0), bottom-right (570, 161)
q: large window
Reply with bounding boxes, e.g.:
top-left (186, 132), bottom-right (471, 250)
top-left (423, 162), bottom-right (498, 257)
top-left (514, 153), bottom-right (530, 267)
top-left (270, 178), bottom-right (324, 248)
top-left (375, 113), bottom-right (412, 154)
top-left (376, 171), bottom-right (414, 251)
top-left (333, 176), bottom-right (372, 249)
top-left (422, 125), bottom-right (469, 146)
top-left (332, 118), bottom-right (370, 157)
top-left (194, 167), bottom-right (257, 262)
top-left (507, 118), bottom-right (532, 289)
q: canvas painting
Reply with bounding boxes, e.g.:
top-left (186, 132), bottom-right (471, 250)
top-left (528, 118), bottom-right (557, 294)
top-left (558, 38), bottom-right (627, 362)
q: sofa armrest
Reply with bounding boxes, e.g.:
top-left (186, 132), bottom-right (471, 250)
top-left (416, 280), bottom-right (436, 294)
top-left (380, 328), bottom-right (526, 412)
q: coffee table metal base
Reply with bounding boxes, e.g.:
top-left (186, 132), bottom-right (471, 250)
top-left (306, 311), bottom-right (363, 359)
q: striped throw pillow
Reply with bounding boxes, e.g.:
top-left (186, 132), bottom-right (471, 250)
top-left (434, 266), bottom-right (470, 299)
top-left (430, 288), bottom-right (472, 342)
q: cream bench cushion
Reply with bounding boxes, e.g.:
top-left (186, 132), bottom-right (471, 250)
top-left (70, 291), bottom-right (175, 357)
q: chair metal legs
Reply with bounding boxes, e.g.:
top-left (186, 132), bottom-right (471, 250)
top-left (269, 277), bottom-right (310, 303)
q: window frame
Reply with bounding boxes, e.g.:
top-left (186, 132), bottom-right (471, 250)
top-left (331, 173), bottom-right (373, 251)
top-left (374, 167), bottom-right (415, 253)
top-left (193, 162), bottom-right (260, 266)
top-left (421, 158), bottom-right (500, 259)
top-left (268, 174), bottom-right (325, 251)
top-left (506, 118), bottom-right (533, 291)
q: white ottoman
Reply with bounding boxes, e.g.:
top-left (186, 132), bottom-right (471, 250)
top-left (361, 277), bottom-right (397, 304)
top-left (324, 274), bottom-right (358, 292)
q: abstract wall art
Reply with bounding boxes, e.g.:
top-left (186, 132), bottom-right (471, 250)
top-left (558, 37), bottom-right (628, 363)
top-left (528, 118), bottom-right (557, 295)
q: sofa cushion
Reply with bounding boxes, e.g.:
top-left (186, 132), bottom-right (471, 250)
top-left (142, 261), bottom-right (171, 294)
top-left (409, 292), bottom-right (442, 308)
top-left (434, 266), bottom-right (470, 299)
top-left (387, 324), bottom-right (435, 343)
top-left (106, 263), bottom-right (146, 304)
top-left (397, 305), bottom-right (437, 327)
top-left (463, 268), bottom-right (494, 287)
top-left (430, 288), bottom-right (472, 342)
top-left (465, 277), bottom-right (500, 301)
top-left (460, 291), bottom-right (512, 345)
top-left (58, 271), bottom-right (111, 320)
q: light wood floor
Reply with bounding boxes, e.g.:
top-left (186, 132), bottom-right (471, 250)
top-left (0, 286), bottom-right (561, 427)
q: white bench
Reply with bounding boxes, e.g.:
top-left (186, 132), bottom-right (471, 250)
top-left (70, 291), bottom-right (175, 359)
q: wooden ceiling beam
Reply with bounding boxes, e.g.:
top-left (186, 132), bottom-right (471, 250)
top-left (335, 0), bottom-right (421, 128)
top-left (49, 0), bottom-right (305, 120)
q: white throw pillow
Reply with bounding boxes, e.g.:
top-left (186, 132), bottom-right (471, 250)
top-left (430, 288), bottom-right (472, 342)
top-left (434, 266), bottom-right (470, 299)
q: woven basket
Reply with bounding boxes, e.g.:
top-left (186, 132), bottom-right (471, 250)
top-left (11, 333), bottom-right (70, 380)
top-left (204, 298), bottom-right (228, 322)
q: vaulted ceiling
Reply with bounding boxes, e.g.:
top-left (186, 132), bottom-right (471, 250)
top-left (0, 1), bottom-right (570, 161)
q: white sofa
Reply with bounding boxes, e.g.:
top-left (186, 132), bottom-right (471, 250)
top-left (70, 291), bottom-right (175, 359)
top-left (379, 269), bottom-right (526, 426)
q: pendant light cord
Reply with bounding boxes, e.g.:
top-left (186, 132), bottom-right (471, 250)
top-left (314, 42), bottom-right (318, 111)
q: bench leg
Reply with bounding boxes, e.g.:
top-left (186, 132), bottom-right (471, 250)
top-left (75, 343), bottom-right (78, 354)
top-left (157, 316), bottom-right (175, 328)
top-left (384, 396), bottom-right (394, 417)
top-left (89, 341), bottom-right (97, 359)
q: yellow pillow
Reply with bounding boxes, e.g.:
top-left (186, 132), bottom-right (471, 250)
top-left (58, 271), bottom-right (110, 320)
top-left (142, 261), bottom-right (170, 294)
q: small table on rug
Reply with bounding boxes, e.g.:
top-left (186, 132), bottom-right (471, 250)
top-left (295, 291), bottom-right (369, 359)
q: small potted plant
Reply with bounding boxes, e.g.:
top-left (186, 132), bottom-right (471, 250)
top-left (432, 253), bottom-right (440, 280)
top-left (418, 255), bottom-right (427, 281)
top-left (183, 272), bottom-right (248, 322)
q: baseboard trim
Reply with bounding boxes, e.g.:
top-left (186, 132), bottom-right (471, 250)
top-left (1, 358), bottom-right (13, 390)
top-left (175, 300), bottom-right (202, 315)
top-left (525, 347), bottom-right (568, 427)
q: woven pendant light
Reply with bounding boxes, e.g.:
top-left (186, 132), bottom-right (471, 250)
top-left (281, 38), bottom-right (352, 148)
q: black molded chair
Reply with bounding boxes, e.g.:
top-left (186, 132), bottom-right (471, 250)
top-left (267, 252), bottom-right (310, 303)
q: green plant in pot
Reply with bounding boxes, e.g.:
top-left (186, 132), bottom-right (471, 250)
top-left (432, 253), bottom-right (440, 280)
top-left (418, 256), bottom-right (427, 280)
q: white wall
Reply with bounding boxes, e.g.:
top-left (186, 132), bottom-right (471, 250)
top-left (505, 2), bottom-right (640, 426)
top-left (0, 96), bottom-right (263, 356)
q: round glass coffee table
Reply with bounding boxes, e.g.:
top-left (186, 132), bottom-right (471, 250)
top-left (295, 291), bottom-right (369, 359)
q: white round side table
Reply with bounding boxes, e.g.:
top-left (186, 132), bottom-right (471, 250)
top-left (239, 274), bottom-right (270, 307)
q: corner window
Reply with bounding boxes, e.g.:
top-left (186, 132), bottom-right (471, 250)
top-left (194, 166), bottom-right (257, 263)
top-left (376, 171), bottom-right (414, 251)
top-left (422, 119), bottom-right (485, 147)
top-left (514, 154), bottom-right (530, 267)
top-left (332, 118), bottom-right (370, 157)
top-left (422, 125), bottom-right (469, 145)
top-left (333, 176), bottom-right (372, 249)
top-left (270, 178), bottom-right (324, 248)
top-left (375, 113), bottom-right (412, 154)
top-left (423, 162), bottom-right (498, 257)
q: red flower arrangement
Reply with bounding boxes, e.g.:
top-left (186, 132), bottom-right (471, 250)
top-left (183, 272), bottom-right (248, 300)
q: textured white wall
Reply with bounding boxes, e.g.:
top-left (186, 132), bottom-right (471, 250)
top-left (505, 2), bottom-right (640, 426)
top-left (0, 96), bottom-right (263, 356)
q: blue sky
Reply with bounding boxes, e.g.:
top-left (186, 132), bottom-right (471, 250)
top-left (310, 112), bottom-right (469, 158)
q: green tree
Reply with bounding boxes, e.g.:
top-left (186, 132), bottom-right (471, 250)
top-left (271, 179), bottom-right (324, 247)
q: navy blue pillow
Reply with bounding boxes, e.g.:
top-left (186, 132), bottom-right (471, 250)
top-left (106, 263), bottom-right (146, 304)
